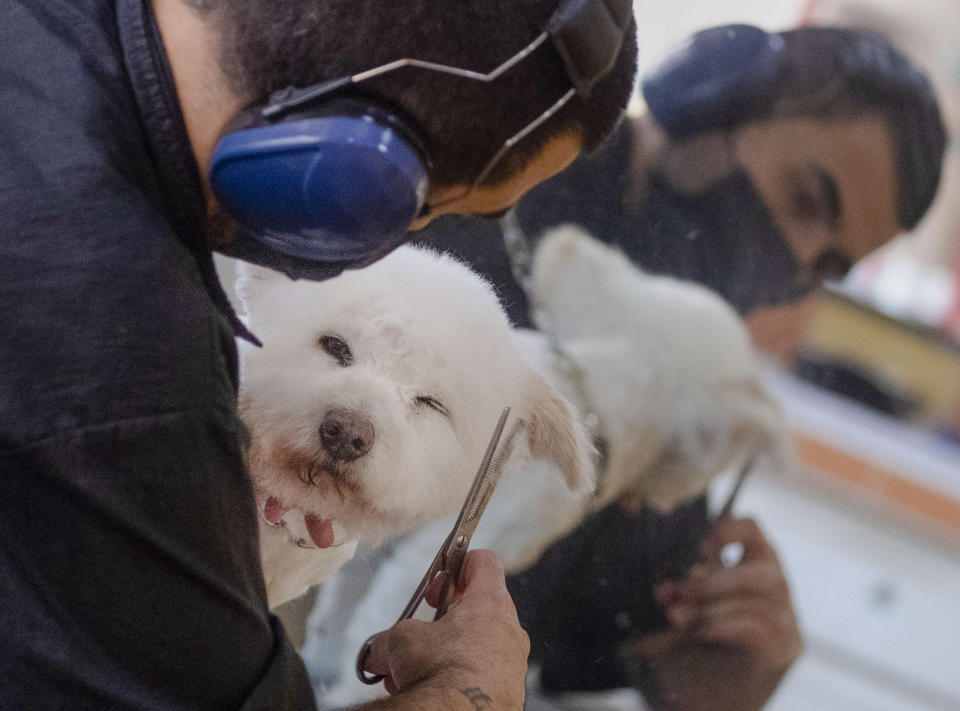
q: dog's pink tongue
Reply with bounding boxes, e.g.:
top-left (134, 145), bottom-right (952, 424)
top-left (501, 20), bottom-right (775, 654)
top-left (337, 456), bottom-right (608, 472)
top-left (305, 514), bottom-right (335, 548)
top-left (263, 497), bottom-right (290, 524)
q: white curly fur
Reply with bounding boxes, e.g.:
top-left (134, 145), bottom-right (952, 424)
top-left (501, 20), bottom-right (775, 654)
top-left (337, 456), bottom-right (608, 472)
top-left (237, 246), bottom-right (593, 608)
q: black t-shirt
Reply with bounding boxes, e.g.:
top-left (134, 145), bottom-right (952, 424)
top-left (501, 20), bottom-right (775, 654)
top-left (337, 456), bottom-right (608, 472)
top-left (0, 2), bottom-right (314, 708)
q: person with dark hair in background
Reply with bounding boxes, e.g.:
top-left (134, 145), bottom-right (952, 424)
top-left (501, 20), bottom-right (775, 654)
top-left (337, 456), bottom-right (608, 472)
top-left (416, 24), bottom-right (946, 711)
top-left (0, 1), bottom-right (637, 709)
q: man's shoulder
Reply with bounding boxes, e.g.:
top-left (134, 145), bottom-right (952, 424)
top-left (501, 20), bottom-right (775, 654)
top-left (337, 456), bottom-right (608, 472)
top-left (0, 1), bottom-right (235, 445)
top-left (0, 108), bottom-right (230, 450)
top-left (2, 0), bottom-right (149, 191)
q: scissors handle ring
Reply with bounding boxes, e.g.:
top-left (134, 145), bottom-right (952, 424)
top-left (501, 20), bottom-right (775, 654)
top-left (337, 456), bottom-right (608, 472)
top-left (356, 636), bottom-right (386, 685)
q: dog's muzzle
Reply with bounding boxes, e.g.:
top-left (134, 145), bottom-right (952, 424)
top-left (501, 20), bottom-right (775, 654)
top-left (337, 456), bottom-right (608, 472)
top-left (319, 408), bottom-right (375, 462)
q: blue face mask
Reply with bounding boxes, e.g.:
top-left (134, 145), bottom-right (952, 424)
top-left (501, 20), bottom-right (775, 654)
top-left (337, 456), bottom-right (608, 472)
top-left (632, 170), bottom-right (817, 314)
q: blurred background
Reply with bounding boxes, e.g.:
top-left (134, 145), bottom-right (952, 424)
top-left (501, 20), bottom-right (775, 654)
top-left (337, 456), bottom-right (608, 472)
top-left (631, 1), bottom-right (960, 709)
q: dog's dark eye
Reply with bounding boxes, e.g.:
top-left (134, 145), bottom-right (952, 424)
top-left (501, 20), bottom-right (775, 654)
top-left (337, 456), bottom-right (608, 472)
top-left (414, 395), bottom-right (449, 417)
top-left (319, 335), bottom-right (353, 367)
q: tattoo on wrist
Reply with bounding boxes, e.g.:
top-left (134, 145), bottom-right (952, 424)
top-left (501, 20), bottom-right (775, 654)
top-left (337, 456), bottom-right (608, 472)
top-left (461, 687), bottom-right (493, 709)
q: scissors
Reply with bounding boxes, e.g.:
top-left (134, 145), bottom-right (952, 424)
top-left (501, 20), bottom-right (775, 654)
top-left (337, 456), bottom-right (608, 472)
top-left (705, 451), bottom-right (758, 570)
top-left (356, 407), bottom-right (521, 685)
top-left (714, 452), bottom-right (754, 523)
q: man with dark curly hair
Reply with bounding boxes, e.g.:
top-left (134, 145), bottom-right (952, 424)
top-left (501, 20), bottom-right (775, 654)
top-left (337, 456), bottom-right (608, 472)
top-left (0, 1), bottom-right (637, 709)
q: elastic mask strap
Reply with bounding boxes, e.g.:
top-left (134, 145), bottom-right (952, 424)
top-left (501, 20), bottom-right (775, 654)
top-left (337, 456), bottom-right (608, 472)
top-left (261, 0), bottom-right (634, 207)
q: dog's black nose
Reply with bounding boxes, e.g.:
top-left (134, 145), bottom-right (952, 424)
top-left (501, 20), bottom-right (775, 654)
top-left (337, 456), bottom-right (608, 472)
top-left (319, 409), bottom-right (375, 462)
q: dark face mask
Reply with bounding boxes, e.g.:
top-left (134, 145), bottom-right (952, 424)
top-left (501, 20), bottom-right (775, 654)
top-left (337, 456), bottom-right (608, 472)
top-left (634, 170), bottom-right (814, 314)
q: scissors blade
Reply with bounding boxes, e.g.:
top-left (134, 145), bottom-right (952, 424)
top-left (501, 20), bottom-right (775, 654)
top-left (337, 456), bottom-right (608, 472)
top-left (355, 407), bottom-right (517, 684)
top-left (714, 452), bottom-right (755, 523)
top-left (449, 408), bottom-right (513, 541)
top-left (433, 407), bottom-right (518, 617)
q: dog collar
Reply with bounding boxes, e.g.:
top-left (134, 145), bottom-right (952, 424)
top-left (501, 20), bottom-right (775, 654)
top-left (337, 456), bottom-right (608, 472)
top-left (500, 210), bottom-right (611, 498)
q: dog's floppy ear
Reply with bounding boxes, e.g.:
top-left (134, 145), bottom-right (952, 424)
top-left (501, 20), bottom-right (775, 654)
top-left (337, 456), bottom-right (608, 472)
top-left (518, 374), bottom-right (596, 495)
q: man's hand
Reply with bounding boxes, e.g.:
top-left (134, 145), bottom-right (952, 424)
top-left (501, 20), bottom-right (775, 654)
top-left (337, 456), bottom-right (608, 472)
top-left (357, 550), bottom-right (530, 710)
top-left (622, 517), bottom-right (802, 711)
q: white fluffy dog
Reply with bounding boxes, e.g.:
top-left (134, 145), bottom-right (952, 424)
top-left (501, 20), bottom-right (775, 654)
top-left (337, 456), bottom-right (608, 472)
top-left (313, 226), bottom-right (791, 705)
top-left (528, 224), bottom-right (791, 517)
top-left (236, 247), bottom-right (593, 608)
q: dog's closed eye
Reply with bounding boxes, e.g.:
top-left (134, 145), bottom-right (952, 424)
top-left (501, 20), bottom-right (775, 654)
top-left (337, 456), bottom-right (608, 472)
top-left (319, 335), bottom-right (353, 367)
top-left (414, 395), bottom-right (450, 417)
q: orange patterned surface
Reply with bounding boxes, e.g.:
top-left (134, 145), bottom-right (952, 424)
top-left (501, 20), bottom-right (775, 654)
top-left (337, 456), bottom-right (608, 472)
top-left (794, 432), bottom-right (960, 535)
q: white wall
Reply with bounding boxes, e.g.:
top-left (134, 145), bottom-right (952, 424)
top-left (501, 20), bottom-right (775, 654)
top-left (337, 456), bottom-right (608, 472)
top-left (729, 366), bottom-right (960, 711)
top-left (728, 465), bottom-right (960, 711)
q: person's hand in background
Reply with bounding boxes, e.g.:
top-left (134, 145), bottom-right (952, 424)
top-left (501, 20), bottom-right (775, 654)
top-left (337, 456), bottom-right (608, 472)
top-left (623, 517), bottom-right (802, 711)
